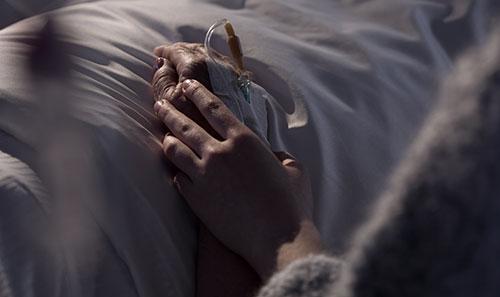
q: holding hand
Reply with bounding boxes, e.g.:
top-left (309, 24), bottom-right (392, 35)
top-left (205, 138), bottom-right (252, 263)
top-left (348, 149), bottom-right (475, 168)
top-left (153, 42), bottom-right (262, 296)
top-left (154, 79), bottom-right (323, 278)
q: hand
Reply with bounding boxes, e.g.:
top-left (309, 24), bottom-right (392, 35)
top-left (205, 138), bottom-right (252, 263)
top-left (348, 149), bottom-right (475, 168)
top-left (152, 42), bottom-right (240, 140)
top-left (153, 79), bottom-right (323, 278)
top-left (152, 42), bottom-right (263, 295)
top-left (152, 42), bottom-right (237, 123)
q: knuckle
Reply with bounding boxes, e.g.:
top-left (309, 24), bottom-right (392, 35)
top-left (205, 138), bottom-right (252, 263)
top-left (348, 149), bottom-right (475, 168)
top-left (177, 52), bottom-right (207, 74)
top-left (179, 62), bottom-right (196, 77)
top-left (156, 85), bottom-right (173, 102)
top-left (160, 105), bottom-right (171, 119)
top-left (152, 72), bottom-right (176, 100)
top-left (189, 83), bottom-right (204, 97)
top-left (202, 99), bottom-right (221, 114)
top-left (231, 129), bottom-right (256, 147)
top-left (191, 43), bottom-right (204, 50)
top-left (163, 137), bottom-right (177, 156)
top-left (152, 58), bottom-right (175, 78)
top-left (197, 45), bottom-right (208, 55)
top-left (203, 144), bottom-right (217, 158)
top-left (203, 144), bottom-right (226, 164)
top-left (173, 42), bottom-right (187, 48)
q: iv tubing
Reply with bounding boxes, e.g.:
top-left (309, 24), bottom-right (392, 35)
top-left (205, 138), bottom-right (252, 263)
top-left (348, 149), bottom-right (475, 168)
top-left (204, 18), bottom-right (248, 121)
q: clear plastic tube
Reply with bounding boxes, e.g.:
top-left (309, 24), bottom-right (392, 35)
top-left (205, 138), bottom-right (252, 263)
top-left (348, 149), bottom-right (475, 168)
top-left (204, 19), bottom-right (249, 122)
top-left (204, 18), bottom-right (230, 88)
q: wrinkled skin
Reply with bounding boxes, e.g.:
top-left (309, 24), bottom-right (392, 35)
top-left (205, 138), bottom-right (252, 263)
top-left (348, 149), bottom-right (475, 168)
top-left (152, 43), bottom-right (261, 297)
top-left (152, 43), bottom-right (320, 294)
top-left (152, 43), bottom-right (224, 138)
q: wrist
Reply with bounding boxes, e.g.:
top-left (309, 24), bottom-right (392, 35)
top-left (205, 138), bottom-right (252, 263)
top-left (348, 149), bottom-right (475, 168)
top-left (276, 220), bottom-right (324, 271)
top-left (250, 219), bottom-right (324, 280)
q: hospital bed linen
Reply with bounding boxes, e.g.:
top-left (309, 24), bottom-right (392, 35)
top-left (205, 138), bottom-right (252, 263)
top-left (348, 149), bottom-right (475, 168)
top-left (0, 0), bottom-right (498, 296)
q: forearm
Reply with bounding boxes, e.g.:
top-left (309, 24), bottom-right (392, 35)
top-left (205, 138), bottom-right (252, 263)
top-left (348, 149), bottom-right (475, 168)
top-left (276, 220), bottom-right (325, 271)
top-left (196, 225), bottom-right (261, 297)
top-left (251, 219), bottom-right (326, 280)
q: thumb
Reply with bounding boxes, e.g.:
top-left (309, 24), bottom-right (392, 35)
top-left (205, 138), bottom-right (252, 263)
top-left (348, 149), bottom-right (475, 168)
top-left (274, 151), bottom-right (313, 217)
top-left (273, 151), bottom-right (302, 170)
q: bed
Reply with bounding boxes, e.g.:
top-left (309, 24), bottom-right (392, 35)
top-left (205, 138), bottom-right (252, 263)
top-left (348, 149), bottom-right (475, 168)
top-left (0, 0), bottom-right (498, 296)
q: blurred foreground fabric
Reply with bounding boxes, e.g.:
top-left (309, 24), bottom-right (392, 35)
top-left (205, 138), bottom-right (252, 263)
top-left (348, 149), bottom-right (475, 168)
top-left (0, 0), bottom-right (498, 296)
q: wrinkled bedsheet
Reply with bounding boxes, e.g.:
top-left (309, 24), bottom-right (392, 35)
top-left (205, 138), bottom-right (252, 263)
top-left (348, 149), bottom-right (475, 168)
top-left (0, 0), bottom-right (499, 296)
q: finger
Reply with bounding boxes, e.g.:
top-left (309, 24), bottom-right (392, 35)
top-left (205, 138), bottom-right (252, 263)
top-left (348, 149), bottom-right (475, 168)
top-left (273, 151), bottom-right (306, 180)
top-left (153, 56), bottom-right (164, 71)
top-left (154, 43), bottom-right (195, 57)
top-left (152, 57), bottom-right (181, 102)
top-left (173, 171), bottom-right (193, 198)
top-left (154, 99), bottom-right (216, 156)
top-left (152, 57), bottom-right (222, 140)
top-left (181, 79), bottom-right (243, 139)
top-left (156, 43), bottom-right (233, 67)
top-left (163, 43), bottom-right (200, 77)
top-left (273, 151), bottom-right (299, 167)
top-left (154, 45), bottom-right (166, 57)
top-left (151, 57), bottom-right (201, 119)
top-left (163, 134), bottom-right (201, 178)
top-left (161, 43), bottom-right (212, 87)
top-left (154, 43), bottom-right (185, 57)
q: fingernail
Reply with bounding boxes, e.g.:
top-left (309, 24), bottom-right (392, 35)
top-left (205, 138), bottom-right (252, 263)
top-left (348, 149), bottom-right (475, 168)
top-left (283, 159), bottom-right (298, 167)
top-left (155, 57), bottom-right (164, 70)
top-left (154, 99), bottom-right (164, 113)
top-left (182, 79), bottom-right (192, 91)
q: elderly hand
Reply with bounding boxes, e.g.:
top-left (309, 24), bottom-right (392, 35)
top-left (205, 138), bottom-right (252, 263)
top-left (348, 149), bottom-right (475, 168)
top-left (153, 78), bottom-right (323, 278)
top-left (152, 42), bottom-right (236, 126)
top-left (153, 42), bottom-right (263, 296)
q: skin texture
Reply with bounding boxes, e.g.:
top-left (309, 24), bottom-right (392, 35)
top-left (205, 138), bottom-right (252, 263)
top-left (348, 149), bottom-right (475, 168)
top-left (153, 78), bottom-right (321, 277)
top-left (152, 43), bottom-right (262, 297)
top-left (152, 43), bottom-right (324, 291)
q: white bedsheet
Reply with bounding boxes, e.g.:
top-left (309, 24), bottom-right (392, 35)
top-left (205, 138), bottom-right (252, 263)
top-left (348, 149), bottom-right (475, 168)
top-left (0, 0), bottom-right (498, 296)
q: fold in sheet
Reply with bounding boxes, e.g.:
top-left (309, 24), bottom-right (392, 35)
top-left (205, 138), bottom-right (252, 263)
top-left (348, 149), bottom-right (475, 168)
top-left (0, 0), bottom-right (498, 296)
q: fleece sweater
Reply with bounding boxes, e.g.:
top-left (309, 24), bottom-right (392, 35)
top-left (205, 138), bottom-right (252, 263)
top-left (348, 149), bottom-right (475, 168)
top-left (257, 26), bottom-right (500, 297)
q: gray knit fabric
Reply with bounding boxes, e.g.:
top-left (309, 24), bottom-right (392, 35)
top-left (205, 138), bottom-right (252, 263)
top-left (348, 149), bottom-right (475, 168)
top-left (258, 255), bottom-right (341, 297)
top-left (257, 26), bottom-right (500, 297)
